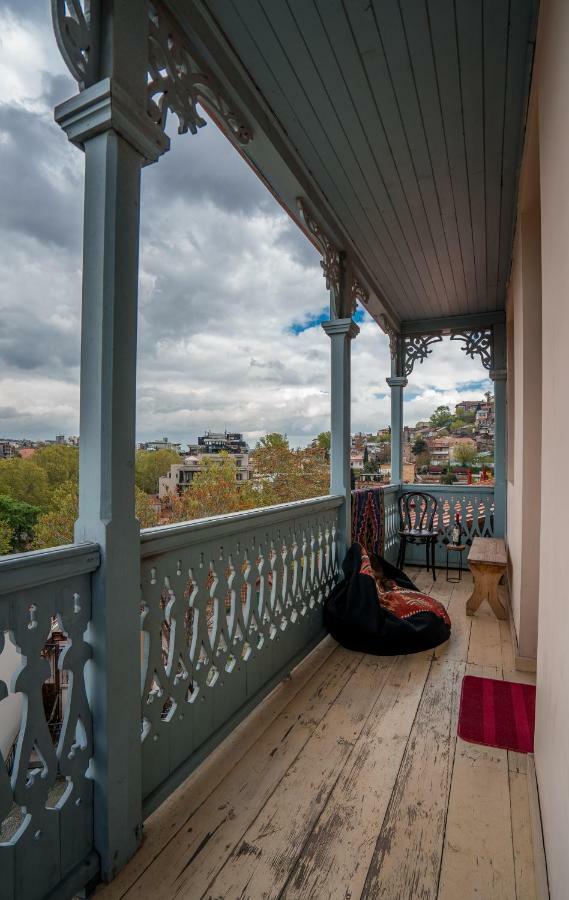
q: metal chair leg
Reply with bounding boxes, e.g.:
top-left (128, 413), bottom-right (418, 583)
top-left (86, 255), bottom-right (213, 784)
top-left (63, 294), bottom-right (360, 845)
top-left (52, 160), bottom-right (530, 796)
top-left (399, 536), bottom-right (407, 571)
top-left (431, 538), bottom-right (437, 581)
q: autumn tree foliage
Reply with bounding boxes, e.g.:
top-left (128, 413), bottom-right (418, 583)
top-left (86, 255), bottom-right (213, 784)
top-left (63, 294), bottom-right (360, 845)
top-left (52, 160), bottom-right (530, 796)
top-left (251, 440), bottom-right (329, 505)
top-left (169, 454), bottom-right (258, 522)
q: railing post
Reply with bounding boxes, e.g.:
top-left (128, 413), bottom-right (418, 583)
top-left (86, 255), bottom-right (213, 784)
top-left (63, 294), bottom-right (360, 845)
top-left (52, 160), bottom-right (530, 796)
top-left (53, 2), bottom-right (168, 880)
top-left (322, 318), bottom-right (360, 560)
top-left (491, 321), bottom-right (507, 537)
top-left (387, 362), bottom-right (407, 485)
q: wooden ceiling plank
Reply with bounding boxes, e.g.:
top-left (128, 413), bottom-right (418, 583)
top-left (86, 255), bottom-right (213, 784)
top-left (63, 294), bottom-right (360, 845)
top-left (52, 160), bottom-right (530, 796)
top-left (456, 0), bottom-right (487, 311)
top-left (497, 0), bottom-right (537, 299)
top-left (210, 0), bottom-right (395, 297)
top-left (424, 0), bottom-right (478, 314)
top-left (279, 0), bottom-right (423, 313)
top-left (399, 0), bottom-right (469, 315)
top-left (317, 0), bottom-right (442, 318)
top-left (367, 0), bottom-right (455, 317)
top-left (483, 0), bottom-right (510, 310)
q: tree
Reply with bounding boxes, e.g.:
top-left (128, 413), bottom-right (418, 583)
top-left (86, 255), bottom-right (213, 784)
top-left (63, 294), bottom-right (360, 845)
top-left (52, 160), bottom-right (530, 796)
top-left (170, 454), bottom-right (258, 521)
top-left (412, 438), bottom-right (427, 456)
top-left (0, 458), bottom-right (51, 508)
top-left (0, 519), bottom-right (12, 556)
top-left (33, 481), bottom-right (160, 549)
top-left (429, 405), bottom-right (453, 429)
top-left (314, 431), bottom-right (331, 452)
top-left (0, 495), bottom-right (41, 551)
top-left (453, 443), bottom-right (478, 467)
top-left (135, 449), bottom-right (181, 494)
top-left (251, 444), bottom-right (329, 505)
top-left (256, 432), bottom-right (289, 450)
top-left (415, 450), bottom-right (431, 469)
top-left (363, 446), bottom-right (369, 465)
top-left (441, 471), bottom-right (457, 485)
top-left (32, 481), bottom-right (79, 549)
top-left (34, 445), bottom-right (79, 489)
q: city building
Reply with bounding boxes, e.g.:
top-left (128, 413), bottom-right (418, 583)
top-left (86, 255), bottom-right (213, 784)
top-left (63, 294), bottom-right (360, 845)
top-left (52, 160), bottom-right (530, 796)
top-left (138, 436), bottom-right (182, 453)
top-left (187, 430), bottom-right (249, 455)
top-left (158, 453), bottom-right (251, 499)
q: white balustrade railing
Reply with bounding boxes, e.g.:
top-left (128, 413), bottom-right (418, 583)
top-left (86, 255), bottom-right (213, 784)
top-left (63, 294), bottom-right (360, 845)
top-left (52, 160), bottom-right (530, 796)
top-left (0, 543), bottom-right (100, 900)
top-left (139, 495), bottom-right (342, 815)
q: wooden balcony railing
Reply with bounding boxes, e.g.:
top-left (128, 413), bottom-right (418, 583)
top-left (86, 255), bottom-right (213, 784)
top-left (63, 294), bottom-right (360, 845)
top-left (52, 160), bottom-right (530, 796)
top-left (0, 486), bottom-right (496, 897)
top-left (0, 543), bottom-right (100, 900)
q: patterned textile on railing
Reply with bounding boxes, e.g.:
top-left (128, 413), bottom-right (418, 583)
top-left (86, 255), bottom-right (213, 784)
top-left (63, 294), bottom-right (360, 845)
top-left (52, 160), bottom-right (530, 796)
top-left (352, 487), bottom-right (385, 558)
top-left (140, 498), bottom-right (340, 811)
top-left (0, 545), bottom-right (99, 900)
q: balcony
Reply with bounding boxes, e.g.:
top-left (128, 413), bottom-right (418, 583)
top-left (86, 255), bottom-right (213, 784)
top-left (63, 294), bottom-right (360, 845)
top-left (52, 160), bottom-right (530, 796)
top-left (3, 0), bottom-right (555, 896)
top-left (1, 484), bottom-right (532, 900)
top-left (93, 560), bottom-right (536, 900)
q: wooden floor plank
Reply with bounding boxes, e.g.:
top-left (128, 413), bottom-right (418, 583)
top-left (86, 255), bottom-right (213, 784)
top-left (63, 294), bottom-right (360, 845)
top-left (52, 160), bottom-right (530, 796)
top-left (438, 737), bottom-right (517, 900)
top-left (510, 770), bottom-right (538, 900)
top-left (95, 637), bottom-right (339, 899)
top-left (200, 654), bottom-right (397, 900)
top-left (107, 646), bottom-right (361, 900)
top-left (438, 580), bottom-right (473, 663)
top-left (281, 653), bottom-right (432, 900)
top-left (361, 658), bottom-right (464, 900)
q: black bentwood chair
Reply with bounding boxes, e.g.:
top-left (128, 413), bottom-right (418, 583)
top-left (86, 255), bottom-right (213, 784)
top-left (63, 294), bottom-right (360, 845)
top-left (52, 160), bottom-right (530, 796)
top-left (396, 491), bottom-right (439, 580)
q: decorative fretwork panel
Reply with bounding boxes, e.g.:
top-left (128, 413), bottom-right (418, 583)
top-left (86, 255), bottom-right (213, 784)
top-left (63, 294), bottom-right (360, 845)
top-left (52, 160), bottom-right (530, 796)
top-left (140, 498), bottom-right (340, 809)
top-left (0, 546), bottom-right (98, 900)
top-left (382, 487), bottom-right (401, 565)
top-left (398, 486), bottom-right (495, 568)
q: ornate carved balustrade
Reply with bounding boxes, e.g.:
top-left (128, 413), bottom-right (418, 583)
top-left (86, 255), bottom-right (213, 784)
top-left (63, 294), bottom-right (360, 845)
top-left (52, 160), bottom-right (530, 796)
top-left (398, 484), bottom-right (495, 568)
top-left (0, 544), bottom-right (100, 900)
top-left (139, 495), bottom-right (341, 814)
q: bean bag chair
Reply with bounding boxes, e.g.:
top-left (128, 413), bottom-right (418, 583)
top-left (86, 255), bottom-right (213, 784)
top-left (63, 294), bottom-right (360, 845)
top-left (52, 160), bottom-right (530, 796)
top-left (324, 543), bottom-right (451, 655)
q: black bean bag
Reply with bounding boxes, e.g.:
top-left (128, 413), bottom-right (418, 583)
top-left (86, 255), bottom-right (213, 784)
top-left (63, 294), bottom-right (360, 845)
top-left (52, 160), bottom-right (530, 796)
top-left (324, 543), bottom-right (451, 656)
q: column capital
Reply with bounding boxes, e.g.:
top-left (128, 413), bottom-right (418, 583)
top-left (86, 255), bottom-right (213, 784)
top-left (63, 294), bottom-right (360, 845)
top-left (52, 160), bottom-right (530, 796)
top-left (386, 376), bottom-right (408, 388)
top-left (55, 77), bottom-right (169, 163)
top-left (321, 318), bottom-right (360, 339)
top-left (490, 368), bottom-right (507, 382)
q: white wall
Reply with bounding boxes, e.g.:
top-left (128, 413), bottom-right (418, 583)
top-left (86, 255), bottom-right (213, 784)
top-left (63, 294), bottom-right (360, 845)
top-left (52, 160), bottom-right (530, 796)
top-left (532, 0), bottom-right (569, 894)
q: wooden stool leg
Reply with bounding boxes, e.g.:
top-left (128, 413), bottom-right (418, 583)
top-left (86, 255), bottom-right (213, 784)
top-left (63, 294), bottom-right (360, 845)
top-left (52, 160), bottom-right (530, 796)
top-left (467, 562), bottom-right (508, 619)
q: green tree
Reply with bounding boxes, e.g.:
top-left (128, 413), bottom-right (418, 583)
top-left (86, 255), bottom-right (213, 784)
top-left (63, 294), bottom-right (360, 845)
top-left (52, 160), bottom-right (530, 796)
top-left (0, 519), bottom-right (12, 556)
top-left (33, 481), bottom-right (160, 549)
top-left (429, 405), bottom-right (453, 429)
top-left (32, 480), bottom-right (79, 549)
top-left (0, 495), bottom-right (41, 550)
top-left (441, 471), bottom-right (457, 485)
top-left (256, 432), bottom-right (290, 450)
top-left (135, 449), bottom-right (181, 494)
top-left (0, 458), bottom-right (51, 508)
top-left (315, 431), bottom-right (331, 452)
top-left (453, 443), bottom-right (478, 467)
top-left (412, 438), bottom-right (427, 455)
top-left (34, 445), bottom-right (79, 489)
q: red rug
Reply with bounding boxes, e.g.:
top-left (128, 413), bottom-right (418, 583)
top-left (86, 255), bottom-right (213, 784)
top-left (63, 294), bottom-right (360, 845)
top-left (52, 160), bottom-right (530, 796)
top-left (458, 676), bottom-right (536, 753)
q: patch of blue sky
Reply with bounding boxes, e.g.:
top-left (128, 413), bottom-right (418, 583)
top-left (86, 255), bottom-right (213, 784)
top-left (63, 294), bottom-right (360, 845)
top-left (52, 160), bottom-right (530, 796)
top-left (288, 307), bottom-right (329, 335)
top-left (288, 304), bottom-right (366, 334)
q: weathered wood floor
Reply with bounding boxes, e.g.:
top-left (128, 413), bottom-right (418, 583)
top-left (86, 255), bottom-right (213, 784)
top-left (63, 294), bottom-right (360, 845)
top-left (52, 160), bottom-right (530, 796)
top-left (98, 569), bottom-right (537, 900)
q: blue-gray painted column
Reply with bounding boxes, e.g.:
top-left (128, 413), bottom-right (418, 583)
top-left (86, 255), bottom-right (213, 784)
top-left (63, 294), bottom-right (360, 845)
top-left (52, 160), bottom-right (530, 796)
top-left (322, 318), bottom-right (359, 560)
top-left (387, 373), bottom-right (407, 484)
top-left (54, 21), bottom-right (167, 879)
top-left (491, 322), bottom-right (507, 537)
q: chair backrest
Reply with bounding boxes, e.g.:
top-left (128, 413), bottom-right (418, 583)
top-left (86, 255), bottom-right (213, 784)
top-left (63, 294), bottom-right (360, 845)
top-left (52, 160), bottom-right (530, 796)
top-left (399, 491), bottom-right (438, 532)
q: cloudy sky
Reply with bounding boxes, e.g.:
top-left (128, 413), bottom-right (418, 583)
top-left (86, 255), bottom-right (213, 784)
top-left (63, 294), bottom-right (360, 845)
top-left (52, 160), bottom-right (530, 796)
top-left (0, 2), bottom-right (491, 448)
